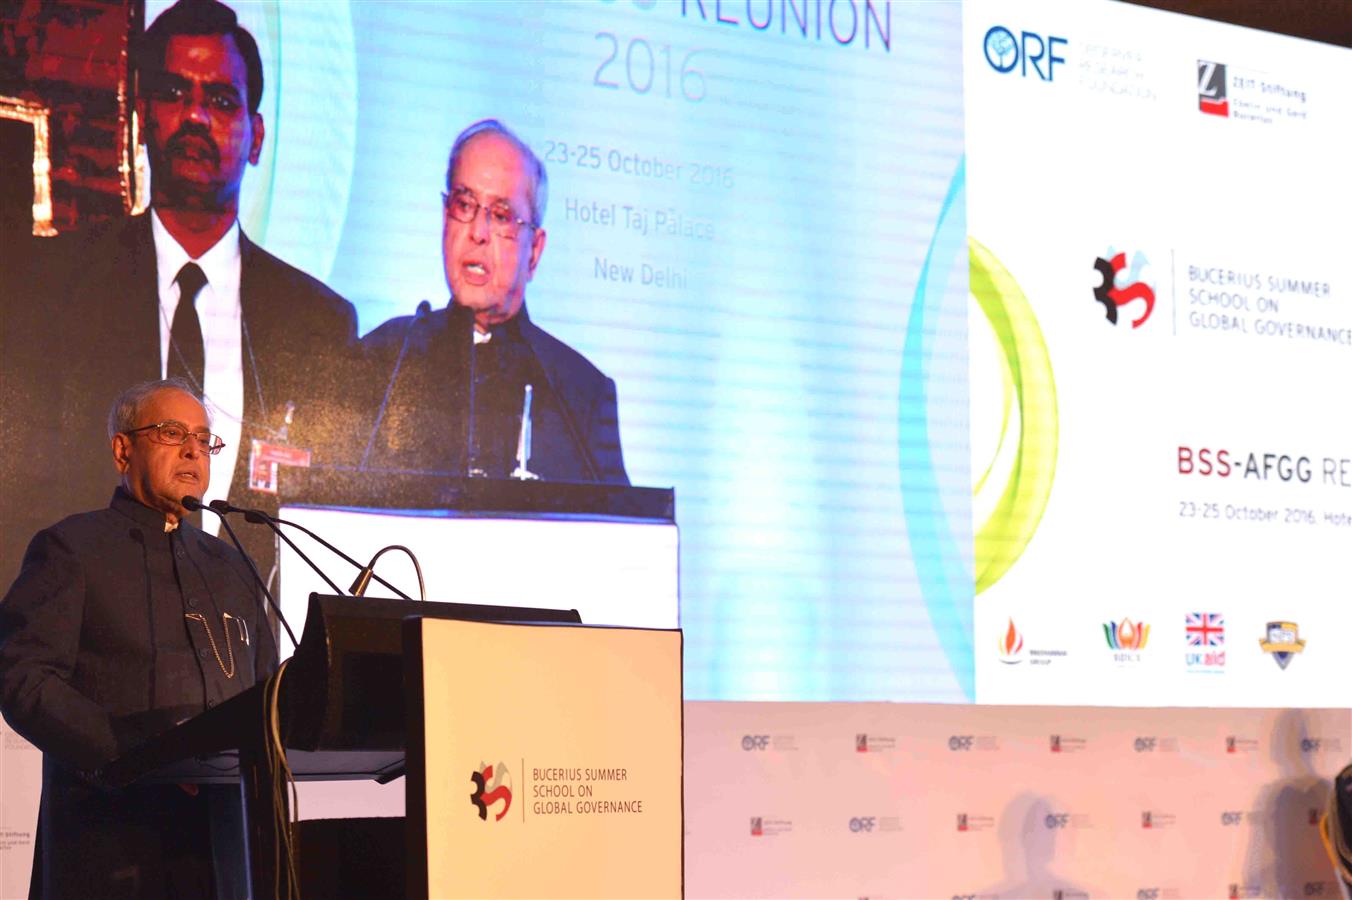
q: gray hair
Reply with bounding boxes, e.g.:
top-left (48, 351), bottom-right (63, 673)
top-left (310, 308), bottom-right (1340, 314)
top-left (106, 377), bottom-right (206, 441)
top-left (445, 119), bottom-right (548, 227)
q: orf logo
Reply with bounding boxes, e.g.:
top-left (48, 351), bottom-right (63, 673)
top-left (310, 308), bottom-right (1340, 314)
top-left (469, 761), bottom-right (513, 822)
top-left (1045, 813), bottom-right (1070, 829)
top-left (983, 25), bottom-right (1068, 81)
top-left (1134, 737), bottom-right (1157, 752)
top-left (742, 734), bottom-right (770, 750)
top-left (1221, 811), bottom-right (1244, 826)
top-left (849, 816), bottom-right (877, 833)
top-left (1301, 738), bottom-right (1321, 752)
top-left (1198, 60), bottom-right (1229, 116)
top-left (949, 735), bottom-right (975, 751)
top-left (1092, 251), bottom-right (1156, 328)
top-left (1138, 890), bottom-right (1161, 900)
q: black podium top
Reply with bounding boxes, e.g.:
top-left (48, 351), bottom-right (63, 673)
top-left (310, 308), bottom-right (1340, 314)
top-left (279, 468), bottom-right (675, 522)
top-left (101, 594), bottom-right (580, 787)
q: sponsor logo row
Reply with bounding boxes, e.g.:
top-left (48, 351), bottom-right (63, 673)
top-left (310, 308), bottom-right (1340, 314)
top-left (979, 20), bottom-right (1312, 128)
top-left (743, 806), bottom-right (1326, 836)
top-left (997, 616), bottom-right (1311, 671)
top-left (736, 732), bottom-right (1343, 756)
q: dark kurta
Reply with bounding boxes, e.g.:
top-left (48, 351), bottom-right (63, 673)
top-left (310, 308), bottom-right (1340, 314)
top-left (359, 302), bottom-right (630, 484)
top-left (0, 488), bottom-right (277, 898)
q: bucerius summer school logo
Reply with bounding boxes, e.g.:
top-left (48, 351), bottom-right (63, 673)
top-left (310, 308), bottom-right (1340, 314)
top-left (469, 761), bottom-right (513, 821)
top-left (1092, 250), bottom-right (1156, 328)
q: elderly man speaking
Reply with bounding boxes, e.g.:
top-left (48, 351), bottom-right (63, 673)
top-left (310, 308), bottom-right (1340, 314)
top-left (0, 378), bottom-right (275, 898)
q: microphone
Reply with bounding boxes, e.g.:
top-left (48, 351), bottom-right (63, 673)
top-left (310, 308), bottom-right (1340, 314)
top-left (524, 344), bottom-right (602, 482)
top-left (350, 545), bottom-right (426, 601)
top-left (208, 500), bottom-right (346, 599)
top-left (510, 384), bottom-right (539, 481)
top-left (465, 307), bottom-right (485, 477)
top-left (360, 299), bottom-right (431, 470)
top-left (183, 496), bottom-right (296, 651)
top-left (214, 500), bottom-right (415, 602)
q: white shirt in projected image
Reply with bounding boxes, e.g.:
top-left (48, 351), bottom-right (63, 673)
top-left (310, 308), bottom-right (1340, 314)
top-left (150, 210), bottom-right (244, 532)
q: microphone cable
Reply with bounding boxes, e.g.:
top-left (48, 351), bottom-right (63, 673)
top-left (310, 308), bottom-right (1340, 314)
top-left (187, 496), bottom-right (297, 651)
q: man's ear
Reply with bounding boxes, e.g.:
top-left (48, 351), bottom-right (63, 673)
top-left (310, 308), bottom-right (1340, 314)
top-left (112, 433), bottom-right (132, 474)
top-left (526, 228), bottom-right (546, 280)
top-left (248, 113), bottom-right (264, 166)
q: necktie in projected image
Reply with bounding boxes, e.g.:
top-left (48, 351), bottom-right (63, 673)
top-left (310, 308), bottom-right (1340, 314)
top-left (169, 262), bottom-right (207, 389)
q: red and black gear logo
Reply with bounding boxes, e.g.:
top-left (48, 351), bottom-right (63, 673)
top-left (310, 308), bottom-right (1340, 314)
top-left (469, 762), bottom-right (513, 822)
top-left (1093, 251), bottom-right (1156, 328)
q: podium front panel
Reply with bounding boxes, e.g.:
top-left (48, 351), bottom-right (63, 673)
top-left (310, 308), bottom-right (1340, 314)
top-left (277, 505), bottom-right (678, 654)
top-left (406, 619), bottom-right (683, 899)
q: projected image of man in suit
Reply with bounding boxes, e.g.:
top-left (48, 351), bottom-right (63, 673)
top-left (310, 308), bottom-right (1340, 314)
top-left (5, 0), bottom-right (360, 591)
top-left (361, 120), bottom-right (628, 484)
top-left (138, 1), bottom-right (264, 256)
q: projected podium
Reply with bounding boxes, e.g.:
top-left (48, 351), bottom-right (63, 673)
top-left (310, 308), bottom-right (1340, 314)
top-left (103, 594), bottom-right (684, 899)
top-left (275, 471), bottom-right (680, 637)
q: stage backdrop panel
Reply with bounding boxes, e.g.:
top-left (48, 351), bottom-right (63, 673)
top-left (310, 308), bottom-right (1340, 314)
top-left (963, 0), bottom-right (1352, 706)
top-left (685, 701), bottom-right (1351, 899)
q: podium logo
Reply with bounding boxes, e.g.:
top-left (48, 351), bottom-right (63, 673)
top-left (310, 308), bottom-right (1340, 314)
top-left (469, 761), bottom-right (513, 822)
top-left (1092, 250), bottom-right (1156, 328)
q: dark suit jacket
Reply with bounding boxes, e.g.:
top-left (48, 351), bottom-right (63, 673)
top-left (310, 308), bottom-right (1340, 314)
top-left (359, 302), bottom-right (628, 484)
top-left (2, 214), bottom-right (358, 589)
top-left (0, 488), bottom-right (277, 898)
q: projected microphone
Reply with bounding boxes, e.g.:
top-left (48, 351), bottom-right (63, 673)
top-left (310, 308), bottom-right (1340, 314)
top-left (209, 499), bottom-right (345, 599)
top-left (214, 500), bottom-right (415, 602)
top-left (360, 300), bottom-right (431, 470)
top-left (183, 495), bottom-right (295, 652)
top-left (465, 309), bottom-right (485, 478)
top-left (510, 383), bottom-right (539, 481)
top-left (525, 349), bottom-right (602, 482)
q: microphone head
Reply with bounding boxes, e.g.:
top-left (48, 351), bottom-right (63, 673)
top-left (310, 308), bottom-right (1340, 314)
top-left (242, 508), bottom-right (268, 524)
top-left (209, 499), bottom-right (231, 513)
top-left (181, 495), bottom-right (203, 511)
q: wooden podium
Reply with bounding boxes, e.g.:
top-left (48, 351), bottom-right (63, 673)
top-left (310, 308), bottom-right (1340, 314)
top-left (101, 594), bottom-right (684, 899)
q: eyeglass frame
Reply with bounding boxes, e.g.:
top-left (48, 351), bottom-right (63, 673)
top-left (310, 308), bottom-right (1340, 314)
top-left (124, 420), bottom-right (226, 455)
top-left (442, 189), bottom-right (538, 239)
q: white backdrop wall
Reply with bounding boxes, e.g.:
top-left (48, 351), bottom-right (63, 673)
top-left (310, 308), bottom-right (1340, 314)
top-left (685, 702), bottom-right (1350, 899)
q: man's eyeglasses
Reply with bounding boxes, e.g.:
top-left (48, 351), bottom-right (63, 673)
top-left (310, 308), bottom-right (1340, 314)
top-left (126, 421), bottom-right (226, 455)
top-left (443, 190), bottom-right (537, 239)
